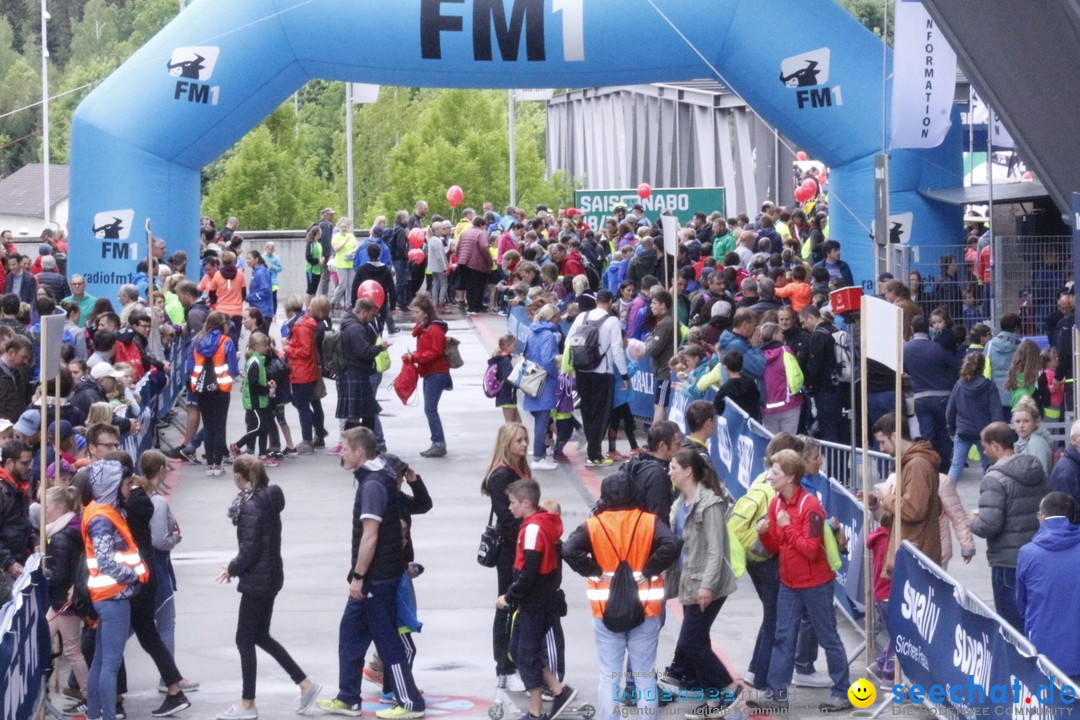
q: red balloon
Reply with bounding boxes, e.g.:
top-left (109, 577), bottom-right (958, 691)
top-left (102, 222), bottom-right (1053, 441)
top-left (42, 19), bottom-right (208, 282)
top-left (794, 186), bottom-right (812, 203)
top-left (446, 185), bottom-right (464, 208)
top-left (800, 178), bottom-right (818, 193)
top-left (1022, 171), bottom-right (1034, 181)
top-left (408, 228), bottom-right (426, 249)
top-left (356, 279), bottom-right (385, 308)
top-left (408, 248), bottom-right (426, 264)
top-left (795, 151), bottom-right (809, 161)
top-left (637, 183), bottom-right (652, 200)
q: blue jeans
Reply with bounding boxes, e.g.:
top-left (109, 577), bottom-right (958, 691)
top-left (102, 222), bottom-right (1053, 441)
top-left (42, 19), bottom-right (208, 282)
top-left (291, 381), bottom-right (319, 444)
top-left (88, 598), bottom-right (131, 720)
top-left (336, 581), bottom-right (424, 710)
top-left (422, 372), bottom-right (451, 445)
top-left (369, 373), bottom-right (385, 446)
top-left (914, 395), bottom-right (951, 472)
top-left (948, 435), bottom-right (991, 481)
top-left (595, 616), bottom-right (660, 719)
top-left (767, 581), bottom-right (849, 699)
top-left (394, 259), bottom-right (410, 310)
top-left (794, 615), bottom-right (818, 675)
top-left (992, 566), bottom-right (1024, 634)
top-left (746, 557), bottom-right (780, 686)
top-left (531, 410), bottom-right (550, 460)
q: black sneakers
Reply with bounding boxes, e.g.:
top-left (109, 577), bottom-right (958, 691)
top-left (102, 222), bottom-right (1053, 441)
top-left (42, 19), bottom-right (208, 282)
top-left (151, 692), bottom-right (191, 717)
top-left (548, 686), bottom-right (577, 720)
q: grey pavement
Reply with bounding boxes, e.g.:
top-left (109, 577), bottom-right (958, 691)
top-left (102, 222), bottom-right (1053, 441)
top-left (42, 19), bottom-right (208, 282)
top-left (95, 310), bottom-right (997, 720)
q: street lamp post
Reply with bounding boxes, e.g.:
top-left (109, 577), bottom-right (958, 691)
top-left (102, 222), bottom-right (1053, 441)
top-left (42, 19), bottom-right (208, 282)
top-left (41, 0), bottom-right (50, 230)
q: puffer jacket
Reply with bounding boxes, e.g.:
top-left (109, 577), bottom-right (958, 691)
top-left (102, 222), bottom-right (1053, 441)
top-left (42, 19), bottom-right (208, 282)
top-left (666, 486), bottom-right (737, 603)
top-left (45, 514), bottom-right (89, 613)
top-left (985, 331), bottom-right (1022, 405)
top-left (227, 485), bottom-right (286, 597)
top-left (937, 473), bottom-right (975, 565)
top-left (761, 341), bottom-right (802, 416)
top-left (971, 453), bottom-right (1050, 568)
top-left (284, 314), bottom-right (319, 384)
top-left (1015, 426), bottom-right (1053, 476)
top-left (412, 320), bottom-right (449, 377)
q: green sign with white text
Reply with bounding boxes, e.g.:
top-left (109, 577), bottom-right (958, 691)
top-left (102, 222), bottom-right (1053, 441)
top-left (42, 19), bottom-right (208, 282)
top-left (575, 187), bottom-right (726, 231)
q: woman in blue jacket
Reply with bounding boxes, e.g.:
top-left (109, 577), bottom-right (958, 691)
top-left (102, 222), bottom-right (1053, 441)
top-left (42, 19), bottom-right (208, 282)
top-left (522, 304), bottom-right (562, 470)
top-left (245, 250), bottom-right (274, 323)
top-left (945, 351), bottom-right (1005, 482)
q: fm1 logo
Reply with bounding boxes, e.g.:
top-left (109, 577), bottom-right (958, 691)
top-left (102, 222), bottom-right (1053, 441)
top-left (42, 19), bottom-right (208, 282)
top-left (420, 0), bottom-right (584, 62)
top-left (92, 209), bottom-right (138, 259)
top-left (780, 48), bottom-right (843, 110)
top-left (168, 46), bottom-right (221, 105)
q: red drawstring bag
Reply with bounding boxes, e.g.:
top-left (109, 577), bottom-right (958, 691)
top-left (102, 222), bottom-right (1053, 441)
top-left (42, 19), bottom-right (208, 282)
top-left (393, 355), bottom-right (419, 405)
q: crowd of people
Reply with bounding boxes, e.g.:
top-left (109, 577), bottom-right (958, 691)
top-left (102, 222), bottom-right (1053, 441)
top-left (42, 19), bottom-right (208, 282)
top-left (1, 190), bottom-right (1079, 720)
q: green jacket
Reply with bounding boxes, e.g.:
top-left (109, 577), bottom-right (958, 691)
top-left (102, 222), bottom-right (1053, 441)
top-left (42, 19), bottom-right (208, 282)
top-left (163, 292), bottom-right (185, 325)
top-left (665, 486), bottom-right (737, 604)
top-left (305, 239), bottom-right (323, 275)
top-left (242, 353), bottom-right (269, 410)
top-left (729, 472), bottom-right (776, 563)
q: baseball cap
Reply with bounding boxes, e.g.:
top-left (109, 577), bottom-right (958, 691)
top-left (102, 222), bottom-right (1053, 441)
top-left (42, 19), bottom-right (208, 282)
top-left (13, 409), bottom-right (39, 437)
top-left (0, 418), bottom-right (12, 434)
top-left (631, 203), bottom-right (644, 212)
top-left (48, 420), bottom-right (74, 440)
top-left (91, 363), bottom-right (127, 381)
top-left (320, 207), bottom-right (336, 215)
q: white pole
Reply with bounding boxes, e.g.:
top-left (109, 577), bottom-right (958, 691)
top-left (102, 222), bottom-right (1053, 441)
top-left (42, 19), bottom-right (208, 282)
top-left (987, 107), bottom-right (1000, 327)
top-left (41, 0), bottom-right (50, 231)
top-left (346, 83), bottom-right (355, 221)
top-left (508, 90), bottom-right (517, 207)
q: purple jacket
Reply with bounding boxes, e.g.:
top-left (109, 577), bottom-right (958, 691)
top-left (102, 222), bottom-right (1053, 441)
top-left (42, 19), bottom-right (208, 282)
top-left (762, 342), bottom-right (803, 416)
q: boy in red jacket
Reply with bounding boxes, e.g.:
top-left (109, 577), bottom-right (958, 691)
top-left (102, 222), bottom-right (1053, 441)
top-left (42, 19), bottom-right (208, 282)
top-left (496, 479), bottom-right (576, 720)
top-left (746, 449), bottom-right (852, 714)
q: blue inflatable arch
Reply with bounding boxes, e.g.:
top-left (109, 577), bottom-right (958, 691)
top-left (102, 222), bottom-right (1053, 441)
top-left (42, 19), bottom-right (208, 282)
top-left (70, 0), bottom-right (960, 296)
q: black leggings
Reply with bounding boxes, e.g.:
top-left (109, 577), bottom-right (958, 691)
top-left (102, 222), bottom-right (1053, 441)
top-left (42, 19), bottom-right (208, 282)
top-left (130, 580), bottom-right (182, 687)
top-left (197, 391), bottom-right (231, 465)
top-left (236, 592), bottom-right (306, 700)
top-left (493, 541), bottom-right (516, 676)
top-left (608, 403), bottom-right (639, 450)
top-left (236, 407), bottom-right (274, 455)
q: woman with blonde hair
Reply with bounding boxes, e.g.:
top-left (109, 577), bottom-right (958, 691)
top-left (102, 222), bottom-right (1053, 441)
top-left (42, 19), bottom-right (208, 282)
top-left (86, 401), bottom-right (116, 428)
top-left (480, 423), bottom-right (531, 689)
top-left (1013, 395), bottom-right (1053, 474)
top-left (331, 217), bottom-right (359, 310)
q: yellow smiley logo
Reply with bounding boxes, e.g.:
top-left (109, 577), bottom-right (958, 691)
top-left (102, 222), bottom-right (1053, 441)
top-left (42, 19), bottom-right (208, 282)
top-left (848, 678), bottom-right (877, 708)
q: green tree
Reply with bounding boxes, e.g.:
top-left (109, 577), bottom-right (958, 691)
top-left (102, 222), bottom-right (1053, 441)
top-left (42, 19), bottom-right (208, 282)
top-left (370, 89), bottom-right (567, 224)
top-left (202, 105), bottom-right (332, 229)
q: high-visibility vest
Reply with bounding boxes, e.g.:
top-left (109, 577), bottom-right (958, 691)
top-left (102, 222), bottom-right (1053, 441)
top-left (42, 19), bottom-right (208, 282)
top-left (584, 509), bottom-right (665, 620)
top-left (81, 502), bottom-right (149, 602)
top-left (189, 335), bottom-right (233, 393)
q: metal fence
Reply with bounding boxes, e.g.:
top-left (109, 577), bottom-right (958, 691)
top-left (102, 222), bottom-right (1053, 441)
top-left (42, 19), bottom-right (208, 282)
top-left (898, 235), bottom-right (1071, 334)
top-left (819, 438), bottom-right (893, 493)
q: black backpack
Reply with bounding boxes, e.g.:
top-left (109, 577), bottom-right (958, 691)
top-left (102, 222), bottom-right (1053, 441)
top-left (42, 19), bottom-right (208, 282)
top-left (569, 313), bottom-right (605, 371)
top-left (594, 513), bottom-right (646, 633)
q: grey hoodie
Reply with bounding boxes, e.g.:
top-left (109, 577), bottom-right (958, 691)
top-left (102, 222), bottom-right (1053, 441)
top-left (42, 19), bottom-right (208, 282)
top-left (1015, 426), bottom-right (1053, 476)
top-left (985, 331), bottom-right (1021, 406)
top-left (971, 453), bottom-right (1050, 568)
top-left (85, 460), bottom-right (141, 596)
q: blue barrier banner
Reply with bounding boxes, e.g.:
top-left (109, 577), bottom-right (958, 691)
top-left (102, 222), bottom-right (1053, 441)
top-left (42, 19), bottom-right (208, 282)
top-left (889, 544), bottom-right (1073, 717)
top-left (0, 553), bottom-right (50, 720)
top-left (826, 481), bottom-right (865, 622)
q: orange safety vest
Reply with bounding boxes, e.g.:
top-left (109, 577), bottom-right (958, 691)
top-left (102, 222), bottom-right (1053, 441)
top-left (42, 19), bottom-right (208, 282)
top-left (81, 502), bottom-right (149, 602)
top-left (584, 509), bottom-right (665, 620)
top-left (189, 335), bottom-right (233, 393)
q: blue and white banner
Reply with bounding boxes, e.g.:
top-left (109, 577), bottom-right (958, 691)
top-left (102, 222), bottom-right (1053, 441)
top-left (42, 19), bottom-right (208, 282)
top-left (890, 0), bottom-right (956, 149)
top-left (889, 544), bottom-right (1073, 718)
top-left (0, 554), bottom-right (50, 720)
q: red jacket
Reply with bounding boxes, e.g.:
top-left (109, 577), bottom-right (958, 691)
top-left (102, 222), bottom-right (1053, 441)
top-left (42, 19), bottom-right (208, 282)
top-left (412, 320), bottom-right (449, 376)
top-left (285, 315), bottom-right (319, 384)
top-left (558, 251), bottom-right (587, 278)
top-left (758, 484), bottom-right (834, 589)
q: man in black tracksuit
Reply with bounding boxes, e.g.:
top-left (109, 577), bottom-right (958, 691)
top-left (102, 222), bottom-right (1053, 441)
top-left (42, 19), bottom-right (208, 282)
top-left (614, 421), bottom-right (683, 526)
top-left (322, 427), bottom-right (425, 717)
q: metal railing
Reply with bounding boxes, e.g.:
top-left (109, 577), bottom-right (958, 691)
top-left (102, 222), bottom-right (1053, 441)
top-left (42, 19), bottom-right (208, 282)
top-left (818, 438), bottom-right (893, 493)
top-left (899, 235), bottom-right (1070, 333)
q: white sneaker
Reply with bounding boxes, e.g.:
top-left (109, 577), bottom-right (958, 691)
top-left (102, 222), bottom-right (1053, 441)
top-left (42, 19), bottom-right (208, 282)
top-left (743, 671), bottom-right (754, 685)
top-left (216, 705), bottom-right (257, 720)
top-left (532, 457), bottom-right (558, 470)
top-left (793, 670), bottom-right (833, 688)
top-left (505, 674), bottom-right (526, 692)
